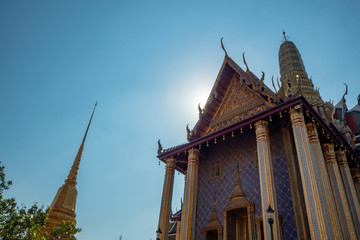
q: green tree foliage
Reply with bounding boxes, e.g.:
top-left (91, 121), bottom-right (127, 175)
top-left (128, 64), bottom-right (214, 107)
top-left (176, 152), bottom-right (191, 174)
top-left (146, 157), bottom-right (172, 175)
top-left (0, 161), bottom-right (81, 239)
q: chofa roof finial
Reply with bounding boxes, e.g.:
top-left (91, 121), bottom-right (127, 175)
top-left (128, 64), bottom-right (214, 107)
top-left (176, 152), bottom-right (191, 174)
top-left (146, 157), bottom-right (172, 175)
top-left (221, 37), bottom-right (228, 57)
top-left (242, 52), bottom-right (250, 73)
top-left (343, 83), bottom-right (348, 99)
top-left (157, 139), bottom-right (163, 155)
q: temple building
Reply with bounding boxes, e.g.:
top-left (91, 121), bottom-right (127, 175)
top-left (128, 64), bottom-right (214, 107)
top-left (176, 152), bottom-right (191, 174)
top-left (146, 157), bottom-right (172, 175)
top-left (45, 103), bottom-right (96, 231)
top-left (333, 87), bottom-right (360, 153)
top-left (156, 34), bottom-right (360, 240)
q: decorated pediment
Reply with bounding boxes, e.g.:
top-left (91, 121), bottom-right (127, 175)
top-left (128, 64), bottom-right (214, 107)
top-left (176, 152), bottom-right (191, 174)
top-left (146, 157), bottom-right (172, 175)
top-left (206, 75), bottom-right (270, 134)
top-left (189, 56), bottom-right (278, 141)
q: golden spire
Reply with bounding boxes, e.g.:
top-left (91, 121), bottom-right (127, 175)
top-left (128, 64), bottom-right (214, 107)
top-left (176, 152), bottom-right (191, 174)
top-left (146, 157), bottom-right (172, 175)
top-left (65, 101), bottom-right (97, 187)
top-left (46, 102), bottom-right (97, 229)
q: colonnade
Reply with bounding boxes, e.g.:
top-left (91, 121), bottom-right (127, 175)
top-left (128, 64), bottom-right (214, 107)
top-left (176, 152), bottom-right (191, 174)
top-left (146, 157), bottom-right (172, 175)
top-left (157, 105), bottom-right (360, 240)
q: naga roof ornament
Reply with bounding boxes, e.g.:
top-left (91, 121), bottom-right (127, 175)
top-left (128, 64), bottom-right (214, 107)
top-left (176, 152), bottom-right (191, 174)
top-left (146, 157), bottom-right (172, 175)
top-left (220, 37), bottom-right (228, 57)
top-left (242, 52), bottom-right (250, 73)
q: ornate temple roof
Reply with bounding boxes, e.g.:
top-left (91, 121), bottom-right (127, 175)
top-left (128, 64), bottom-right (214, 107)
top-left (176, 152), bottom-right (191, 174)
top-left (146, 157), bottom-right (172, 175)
top-left (189, 53), bottom-right (281, 141)
top-left (157, 36), bottom-right (359, 172)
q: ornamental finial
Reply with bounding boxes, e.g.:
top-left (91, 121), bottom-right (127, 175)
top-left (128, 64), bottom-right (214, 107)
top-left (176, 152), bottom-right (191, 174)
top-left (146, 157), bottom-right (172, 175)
top-left (157, 139), bottom-right (163, 155)
top-left (343, 83), bottom-right (348, 99)
top-left (243, 52), bottom-right (250, 73)
top-left (221, 37), bottom-right (228, 57)
top-left (283, 31), bottom-right (287, 41)
top-left (198, 103), bottom-right (203, 118)
top-left (260, 71), bottom-right (265, 83)
top-left (272, 76), bottom-right (278, 94)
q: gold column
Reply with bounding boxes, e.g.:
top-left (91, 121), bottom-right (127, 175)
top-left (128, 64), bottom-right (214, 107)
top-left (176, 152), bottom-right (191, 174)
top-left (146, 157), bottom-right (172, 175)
top-left (281, 123), bottom-right (310, 240)
top-left (323, 143), bottom-right (357, 239)
top-left (289, 108), bottom-right (328, 240)
top-left (306, 123), bottom-right (342, 240)
top-left (158, 157), bottom-right (177, 240)
top-left (256, 220), bottom-right (261, 240)
top-left (336, 150), bottom-right (360, 236)
top-left (180, 170), bottom-right (187, 239)
top-left (217, 228), bottom-right (223, 240)
top-left (254, 120), bottom-right (281, 240)
top-left (175, 220), bottom-right (181, 240)
top-left (247, 205), bottom-right (256, 240)
top-left (181, 148), bottom-right (200, 240)
top-left (223, 212), bottom-right (228, 240)
top-left (352, 168), bottom-right (360, 200)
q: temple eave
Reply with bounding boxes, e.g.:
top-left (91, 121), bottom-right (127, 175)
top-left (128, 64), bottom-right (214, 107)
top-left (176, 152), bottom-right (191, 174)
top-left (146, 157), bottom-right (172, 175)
top-left (158, 96), bottom-right (359, 172)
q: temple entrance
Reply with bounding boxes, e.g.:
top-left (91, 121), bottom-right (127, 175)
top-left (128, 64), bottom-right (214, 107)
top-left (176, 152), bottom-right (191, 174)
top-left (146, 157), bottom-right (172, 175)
top-left (205, 229), bottom-right (218, 240)
top-left (203, 197), bottom-right (223, 240)
top-left (221, 168), bottom-right (255, 240)
top-left (225, 208), bottom-right (248, 240)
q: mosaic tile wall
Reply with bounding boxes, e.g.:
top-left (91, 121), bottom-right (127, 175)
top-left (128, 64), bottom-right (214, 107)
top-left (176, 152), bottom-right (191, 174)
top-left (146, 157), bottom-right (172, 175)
top-left (195, 126), bottom-right (298, 239)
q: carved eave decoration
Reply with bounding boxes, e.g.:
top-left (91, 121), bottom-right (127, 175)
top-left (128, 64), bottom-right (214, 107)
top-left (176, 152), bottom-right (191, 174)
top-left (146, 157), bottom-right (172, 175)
top-left (189, 55), bottom-right (283, 141)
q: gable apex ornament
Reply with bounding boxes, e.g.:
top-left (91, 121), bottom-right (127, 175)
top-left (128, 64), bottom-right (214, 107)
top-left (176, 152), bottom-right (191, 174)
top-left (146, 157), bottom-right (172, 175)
top-left (242, 52), bottom-right (250, 73)
top-left (157, 139), bottom-right (163, 155)
top-left (220, 37), bottom-right (228, 57)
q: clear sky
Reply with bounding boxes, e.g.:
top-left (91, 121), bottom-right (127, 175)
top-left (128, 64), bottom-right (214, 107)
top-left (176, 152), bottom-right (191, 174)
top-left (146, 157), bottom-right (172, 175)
top-left (1, 0), bottom-right (359, 239)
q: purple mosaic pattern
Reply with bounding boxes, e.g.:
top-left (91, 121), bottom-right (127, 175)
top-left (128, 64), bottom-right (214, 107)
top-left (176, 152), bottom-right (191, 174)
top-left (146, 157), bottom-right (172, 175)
top-left (270, 129), bottom-right (297, 239)
top-left (195, 127), bottom-right (297, 240)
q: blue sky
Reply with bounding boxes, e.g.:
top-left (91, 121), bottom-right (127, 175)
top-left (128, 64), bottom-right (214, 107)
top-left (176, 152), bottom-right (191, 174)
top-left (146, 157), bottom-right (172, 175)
top-left (1, 0), bottom-right (359, 239)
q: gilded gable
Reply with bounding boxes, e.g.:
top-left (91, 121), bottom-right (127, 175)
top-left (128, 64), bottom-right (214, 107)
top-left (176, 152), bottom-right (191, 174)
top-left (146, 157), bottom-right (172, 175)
top-left (190, 57), bottom-right (277, 140)
top-left (206, 75), bottom-right (270, 135)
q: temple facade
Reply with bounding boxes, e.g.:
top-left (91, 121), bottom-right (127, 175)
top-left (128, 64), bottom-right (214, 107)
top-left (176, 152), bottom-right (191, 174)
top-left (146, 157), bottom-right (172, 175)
top-left (156, 35), bottom-right (360, 240)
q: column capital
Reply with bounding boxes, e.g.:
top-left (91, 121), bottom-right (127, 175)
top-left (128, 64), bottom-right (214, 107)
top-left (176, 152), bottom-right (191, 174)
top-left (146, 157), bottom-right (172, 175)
top-left (351, 168), bottom-right (360, 184)
top-left (289, 108), bottom-right (305, 127)
top-left (322, 143), bottom-right (337, 164)
top-left (254, 120), bottom-right (269, 142)
top-left (336, 150), bottom-right (348, 167)
top-left (306, 123), bottom-right (319, 144)
top-left (188, 148), bottom-right (199, 165)
top-left (165, 157), bottom-right (177, 172)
